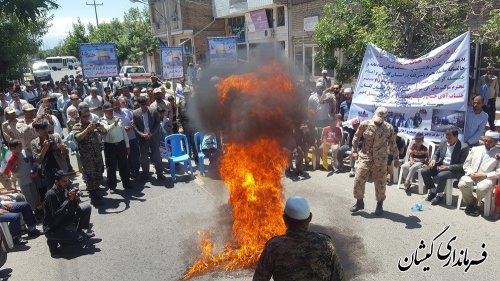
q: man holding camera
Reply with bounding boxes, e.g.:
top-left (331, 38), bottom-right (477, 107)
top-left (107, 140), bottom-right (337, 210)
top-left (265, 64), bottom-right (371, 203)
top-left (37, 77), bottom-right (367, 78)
top-left (31, 119), bottom-right (69, 198)
top-left (44, 170), bottom-right (94, 257)
top-left (73, 108), bottom-right (106, 205)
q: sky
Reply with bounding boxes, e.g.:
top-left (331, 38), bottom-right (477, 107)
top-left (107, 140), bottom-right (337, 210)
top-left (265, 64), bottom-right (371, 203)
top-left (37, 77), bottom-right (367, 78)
top-left (42, 0), bottom-right (145, 49)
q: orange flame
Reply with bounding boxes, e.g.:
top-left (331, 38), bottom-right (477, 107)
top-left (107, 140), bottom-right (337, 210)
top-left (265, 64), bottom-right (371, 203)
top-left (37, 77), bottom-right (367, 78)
top-left (183, 63), bottom-right (294, 279)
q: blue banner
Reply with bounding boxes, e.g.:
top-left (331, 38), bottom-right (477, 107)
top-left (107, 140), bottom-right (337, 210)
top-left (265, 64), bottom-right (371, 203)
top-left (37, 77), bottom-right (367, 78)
top-left (161, 46), bottom-right (183, 80)
top-left (79, 43), bottom-right (119, 79)
top-left (208, 37), bottom-right (237, 68)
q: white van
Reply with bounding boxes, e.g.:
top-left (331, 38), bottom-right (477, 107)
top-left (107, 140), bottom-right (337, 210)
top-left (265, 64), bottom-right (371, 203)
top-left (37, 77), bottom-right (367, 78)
top-left (32, 61), bottom-right (52, 82)
top-left (45, 56), bottom-right (80, 71)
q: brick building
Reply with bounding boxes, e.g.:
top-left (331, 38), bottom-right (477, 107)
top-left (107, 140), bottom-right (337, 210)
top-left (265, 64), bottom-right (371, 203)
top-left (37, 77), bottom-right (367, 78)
top-left (212, 0), bottom-right (290, 63)
top-left (289, 0), bottom-right (331, 80)
top-left (147, 0), bottom-right (225, 74)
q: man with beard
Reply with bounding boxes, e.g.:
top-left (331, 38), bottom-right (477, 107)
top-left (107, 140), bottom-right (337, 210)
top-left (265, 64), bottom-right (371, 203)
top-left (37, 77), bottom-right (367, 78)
top-left (476, 65), bottom-right (498, 130)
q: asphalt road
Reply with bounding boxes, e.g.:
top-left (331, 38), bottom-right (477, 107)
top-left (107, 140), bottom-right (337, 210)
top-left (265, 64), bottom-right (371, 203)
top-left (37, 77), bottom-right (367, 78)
top-left (1, 151), bottom-right (498, 281)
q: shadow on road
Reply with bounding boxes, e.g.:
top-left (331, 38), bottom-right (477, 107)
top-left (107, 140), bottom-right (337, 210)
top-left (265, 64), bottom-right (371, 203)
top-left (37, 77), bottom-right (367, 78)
top-left (7, 245), bottom-right (30, 253)
top-left (351, 210), bottom-right (422, 229)
top-left (96, 182), bottom-right (147, 214)
top-left (53, 238), bottom-right (102, 260)
top-left (0, 268), bottom-right (12, 280)
top-left (309, 224), bottom-right (379, 280)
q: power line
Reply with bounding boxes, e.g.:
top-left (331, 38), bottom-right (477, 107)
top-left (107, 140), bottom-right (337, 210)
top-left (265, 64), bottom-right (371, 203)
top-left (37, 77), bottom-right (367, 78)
top-left (86, 0), bottom-right (103, 26)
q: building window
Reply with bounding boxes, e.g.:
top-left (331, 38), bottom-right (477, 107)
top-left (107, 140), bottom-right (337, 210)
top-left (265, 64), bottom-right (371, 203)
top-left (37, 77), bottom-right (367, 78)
top-left (277, 6), bottom-right (285, 27)
top-left (265, 9), bottom-right (273, 28)
top-left (295, 44), bottom-right (324, 78)
top-left (228, 16), bottom-right (245, 26)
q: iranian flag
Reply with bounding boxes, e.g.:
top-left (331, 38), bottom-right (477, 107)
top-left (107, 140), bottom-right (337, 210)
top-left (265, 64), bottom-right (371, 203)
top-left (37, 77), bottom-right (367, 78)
top-left (0, 151), bottom-right (18, 176)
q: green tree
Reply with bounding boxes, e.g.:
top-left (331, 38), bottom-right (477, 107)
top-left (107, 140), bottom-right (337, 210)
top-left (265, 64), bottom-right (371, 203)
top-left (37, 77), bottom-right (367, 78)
top-left (118, 7), bottom-right (158, 64)
top-left (0, 0), bottom-right (57, 25)
top-left (0, 0), bottom-right (57, 86)
top-left (55, 7), bottom-right (157, 65)
top-left (479, 9), bottom-right (500, 65)
top-left (314, 0), bottom-right (489, 83)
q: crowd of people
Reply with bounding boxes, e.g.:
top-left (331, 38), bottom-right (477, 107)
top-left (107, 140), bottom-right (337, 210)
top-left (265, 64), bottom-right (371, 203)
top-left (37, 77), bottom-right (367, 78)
top-left (0, 72), bottom-right (219, 256)
top-left (0, 64), bottom-right (498, 267)
top-left (299, 68), bottom-right (500, 219)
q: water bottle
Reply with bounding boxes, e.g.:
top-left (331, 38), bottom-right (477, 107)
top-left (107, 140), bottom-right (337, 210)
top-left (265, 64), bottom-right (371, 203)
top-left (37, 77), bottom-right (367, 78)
top-left (411, 202), bottom-right (429, 212)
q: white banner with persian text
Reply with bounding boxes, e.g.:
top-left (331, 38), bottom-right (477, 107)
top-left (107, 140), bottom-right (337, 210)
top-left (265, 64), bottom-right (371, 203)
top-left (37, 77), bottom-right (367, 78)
top-left (348, 32), bottom-right (470, 142)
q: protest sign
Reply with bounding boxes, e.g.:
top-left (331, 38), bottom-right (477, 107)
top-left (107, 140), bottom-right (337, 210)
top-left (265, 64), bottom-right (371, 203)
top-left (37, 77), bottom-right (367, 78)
top-left (79, 43), bottom-right (119, 79)
top-left (208, 37), bottom-right (238, 68)
top-left (161, 47), bottom-right (183, 80)
top-left (348, 32), bottom-right (470, 142)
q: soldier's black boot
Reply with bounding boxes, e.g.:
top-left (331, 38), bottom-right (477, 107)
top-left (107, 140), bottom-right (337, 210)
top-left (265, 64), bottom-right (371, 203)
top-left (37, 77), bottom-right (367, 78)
top-left (350, 199), bottom-right (364, 212)
top-left (375, 201), bottom-right (384, 216)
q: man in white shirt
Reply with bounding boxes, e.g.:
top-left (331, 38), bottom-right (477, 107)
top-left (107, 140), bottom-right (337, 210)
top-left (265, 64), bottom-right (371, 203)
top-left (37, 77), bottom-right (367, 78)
top-left (308, 81), bottom-right (331, 130)
top-left (57, 86), bottom-right (71, 124)
top-left (113, 98), bottom-right (140, 179)
top-left (458, 130), bottom-right (500, 216)
top-left (476, 65), bottom-right (499, 130)
top-left (420, 128), bottom-right (470, 205)
top-left (122, 73), bottom-right (133, 88)
top-left (101, 103), bottom-right (131, 190)
top-left (83, 87), bottom-right (103, 117)
top-left (8, 91), bottom-right (28, 117)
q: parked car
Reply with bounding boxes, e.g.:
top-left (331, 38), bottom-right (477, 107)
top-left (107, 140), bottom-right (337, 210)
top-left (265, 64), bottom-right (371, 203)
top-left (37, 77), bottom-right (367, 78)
top-left (32, 61), bottom-right (52, 82)
top-left (119, 65), bottom-right (150, 87)
top-left (45, 56), bottom-right (80, 71)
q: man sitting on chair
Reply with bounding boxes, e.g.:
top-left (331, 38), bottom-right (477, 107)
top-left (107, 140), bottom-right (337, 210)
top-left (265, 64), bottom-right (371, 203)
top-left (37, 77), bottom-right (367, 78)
top-left (421, 128), bottom-right (469, 205)
top-left (458, 130), bottom-right (500, 216)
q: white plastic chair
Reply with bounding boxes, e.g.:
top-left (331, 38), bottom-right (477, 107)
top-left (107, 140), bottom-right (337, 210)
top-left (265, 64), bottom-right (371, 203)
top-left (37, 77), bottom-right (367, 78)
top-left (416, 140), bottom-right (436, 194)
top-left (0, 222), bottom-right (14, 251)
top-left (457, 178), bottom-right (497, 217)
top-left (397, 140), bottom-right (414, 188)
top-left (445, 178), bottom-right (459, 206)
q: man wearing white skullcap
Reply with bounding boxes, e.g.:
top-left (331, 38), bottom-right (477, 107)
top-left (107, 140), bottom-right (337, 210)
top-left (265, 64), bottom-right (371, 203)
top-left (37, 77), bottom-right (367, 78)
top-left (458, 130), bottom-right (500, 216)
top-left (253, 196), bottom-right (344, 281)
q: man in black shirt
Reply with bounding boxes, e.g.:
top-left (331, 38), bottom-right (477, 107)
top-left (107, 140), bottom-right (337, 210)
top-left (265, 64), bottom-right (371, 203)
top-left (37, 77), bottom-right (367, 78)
top-left (44, 170), bottom-right (94, 256)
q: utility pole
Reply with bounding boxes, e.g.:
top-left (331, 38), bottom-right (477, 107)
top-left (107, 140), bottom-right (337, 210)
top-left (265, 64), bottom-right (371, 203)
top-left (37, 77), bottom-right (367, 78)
top-left (162, 0), bottom-right (173, 46)
top-left (86, 0), bottom-right (103, 26)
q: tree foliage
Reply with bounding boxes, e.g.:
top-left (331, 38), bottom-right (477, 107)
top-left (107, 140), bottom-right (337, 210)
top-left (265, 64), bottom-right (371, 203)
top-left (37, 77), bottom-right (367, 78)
top-left (44, 7), bottom-right (158, 65)
top-left (479, 9), bottom-right (500, 65)
top-left (0, 0), bottom-right (57, 25)
top-left (0, 0), bottom-right (56, 87)
top-left (314, 0), bottom-right (489, 83)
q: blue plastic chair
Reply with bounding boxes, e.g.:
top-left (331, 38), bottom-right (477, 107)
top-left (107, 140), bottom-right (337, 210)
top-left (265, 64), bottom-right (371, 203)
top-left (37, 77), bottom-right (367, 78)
top-left (164, 134), bottom-right (193, 182)
top-left (193, 132), bottom-right (206, 176)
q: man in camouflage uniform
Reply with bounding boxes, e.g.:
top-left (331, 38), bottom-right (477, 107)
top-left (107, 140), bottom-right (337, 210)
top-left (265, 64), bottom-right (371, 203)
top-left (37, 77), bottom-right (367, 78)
top-left (73, 107), bottom-right (105, 205)
top-left (350, 107), bottom-right (400, 215)
top-left (253, 196), bottom-right (344, 281)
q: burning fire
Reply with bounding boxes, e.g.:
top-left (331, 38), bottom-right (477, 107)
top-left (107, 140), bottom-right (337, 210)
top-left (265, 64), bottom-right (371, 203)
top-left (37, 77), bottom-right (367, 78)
top-left (183, 63), bottom-right (295, 279)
